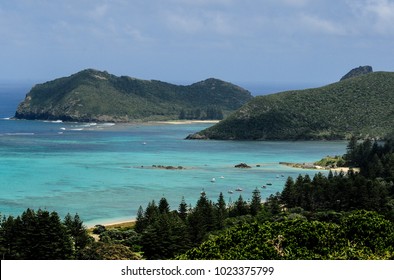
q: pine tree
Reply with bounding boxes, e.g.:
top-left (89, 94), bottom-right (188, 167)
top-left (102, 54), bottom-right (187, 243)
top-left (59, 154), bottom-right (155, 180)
top-left (141, 212), bottom-right (191, 259)
top-left (250, 188), bottom-right (262, 216)
top-left (44, 211), bottom-right (74, 259)
top-left (159, 197), bottom-right (170, 214)
top-left (367, 154), bottom-right (384, 178)
top-left (144, 200), bottom-right (159, 224)
top-left (178, 197), bottom-right (188, 222)
top-left (1, 209), bottom-right (76, 259)
top-left (216, 192), bottom-right (227, 229)
top-left (345, 135), bottom-right (358, 166)
top-left (187, 193), bottom-right (216, 244)
top-left (64, 213), bottom-right (92, 256)
top-left (135, 206), bottom-right (145, 233)
top-left (0, 216), bottom-right (18, 259)
top-left (233, 195), bottom-right (249, 216)
top-left (281, 176), bottom-right (295, 208)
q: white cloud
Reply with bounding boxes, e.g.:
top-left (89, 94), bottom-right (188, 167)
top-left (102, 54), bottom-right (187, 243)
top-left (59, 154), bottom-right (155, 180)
top-left (165, 12), bottom-right (204, 33)
top-left (300, 14), bottom-right (347, 35)
top-left (124, 26), bottom-right (153, 43)
top-left (87, 4), bottom-right (109, 20)
top-left (280, 0), bottom-right (310, 6)
top-left (347, 0), bottom-right (394, 35)
top-left (210, 13), bottom-right (234, 35)
top-left (168, 0), bottom-right (235, 6)
top-left (162, 8), bottom-right (238, 36)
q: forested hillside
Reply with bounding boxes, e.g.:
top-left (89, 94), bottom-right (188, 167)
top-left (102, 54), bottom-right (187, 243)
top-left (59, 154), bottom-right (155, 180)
top-left (188, 71), bottom-right (394, 140)
top-left (14, 69), bottom-right (252, 122)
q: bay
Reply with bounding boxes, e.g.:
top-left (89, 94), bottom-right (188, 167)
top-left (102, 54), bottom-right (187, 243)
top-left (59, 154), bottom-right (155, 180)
top-left (0, 119), bottom-right (347, 226)
top-left (0, 84), bottom-right (347, 226)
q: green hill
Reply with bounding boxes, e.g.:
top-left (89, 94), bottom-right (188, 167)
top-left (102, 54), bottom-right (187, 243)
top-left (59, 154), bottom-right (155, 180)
top-left (14, 69), bottom-right (252, 122)
top-left (187, 71), bottom-right (394, 140)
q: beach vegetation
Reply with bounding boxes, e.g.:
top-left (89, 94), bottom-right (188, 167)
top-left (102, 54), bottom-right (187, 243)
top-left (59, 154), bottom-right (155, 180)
top-left (79, 242), bottom-right (141, 260)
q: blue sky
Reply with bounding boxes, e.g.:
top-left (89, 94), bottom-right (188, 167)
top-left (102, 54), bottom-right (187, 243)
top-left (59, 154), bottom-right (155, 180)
top-left (1, 0), bottom-right (393, 88)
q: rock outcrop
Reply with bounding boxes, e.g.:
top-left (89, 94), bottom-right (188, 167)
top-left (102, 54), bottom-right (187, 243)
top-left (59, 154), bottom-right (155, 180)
top-left (340, 66), bottom-right (373, 81)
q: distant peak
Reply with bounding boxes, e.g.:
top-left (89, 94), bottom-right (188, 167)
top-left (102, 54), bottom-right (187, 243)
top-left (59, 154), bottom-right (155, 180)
top-left (193, 78), bottom-right (224, 85)
top-left (69, 69), bottom-right (112, 81)
top-left (340, 66), bottom-right (373, 81)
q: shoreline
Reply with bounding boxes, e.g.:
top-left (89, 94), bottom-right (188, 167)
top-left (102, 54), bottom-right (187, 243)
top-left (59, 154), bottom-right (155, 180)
top-left (9, 118), bottom-right (220, 125)
top-left (279, 162), bottom-right (360, 173)
top-left (87, 218), bottom-right (137, 230)
top-left (151, 120), bottom-right (220, 125)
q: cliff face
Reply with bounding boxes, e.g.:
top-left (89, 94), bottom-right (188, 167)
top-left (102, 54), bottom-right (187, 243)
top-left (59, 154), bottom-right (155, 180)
top-left (340, 66), bottom-right (373, 81)
top-left (14, 69), bottom-right (252, 122)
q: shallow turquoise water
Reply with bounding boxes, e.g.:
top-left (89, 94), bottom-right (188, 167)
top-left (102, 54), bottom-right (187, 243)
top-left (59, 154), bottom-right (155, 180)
top-left (0, 119), bottom-right (347, 226)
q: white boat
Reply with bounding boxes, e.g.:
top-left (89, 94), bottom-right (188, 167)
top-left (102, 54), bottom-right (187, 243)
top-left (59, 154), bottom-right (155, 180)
top-left (211, 178), bottom-right (216, 182)
top-left (228, 190), bottom-right (233, 194)
top-left (235, 188), bottom-right (243, 191)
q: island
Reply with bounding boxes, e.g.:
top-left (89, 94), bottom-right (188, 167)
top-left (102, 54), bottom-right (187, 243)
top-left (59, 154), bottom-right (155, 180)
top-left (14, 69), bottom-right (252, 122)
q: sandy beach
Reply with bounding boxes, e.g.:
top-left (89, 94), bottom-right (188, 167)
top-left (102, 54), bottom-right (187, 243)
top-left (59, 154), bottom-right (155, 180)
top-left (280, 162), bottom-right (360, 173)
top-left (151, 120), bottom-right (220, 125)
top-left (88, 219), bottom-right (136, 230)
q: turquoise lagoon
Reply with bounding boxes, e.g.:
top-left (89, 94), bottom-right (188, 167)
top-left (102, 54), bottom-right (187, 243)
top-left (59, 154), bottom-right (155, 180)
top-left (0, 119), bottom-right (347, 226)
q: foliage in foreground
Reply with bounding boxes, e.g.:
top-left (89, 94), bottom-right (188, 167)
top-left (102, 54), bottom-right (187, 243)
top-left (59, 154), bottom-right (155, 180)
top-left (0, 209), bottom-right (92, 260)
top-left (177, 210), bottom-right (394, 260)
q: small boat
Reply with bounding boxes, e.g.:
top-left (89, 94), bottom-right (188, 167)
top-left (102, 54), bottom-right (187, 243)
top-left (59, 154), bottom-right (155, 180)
top-left (142, 142), bottom-right (147, 145)
top-left (267, 183), bottom-right (272, 186)
top-left (211, 178), bottom-right (216, 183)
top-left (235, 188), bottom-right (243, 191)
top-left (220, 176), bottom-right (225, 179)
top-left (228, 190), bottom-right (233, 194)
top-left (261, 185), bottom-right (267, 189)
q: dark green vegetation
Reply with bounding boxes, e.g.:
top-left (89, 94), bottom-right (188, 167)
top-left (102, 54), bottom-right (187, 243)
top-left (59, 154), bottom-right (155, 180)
top-left (0, 209), bottom-right (140, 260)
top-left (179, 211), bottom-right (394, 260)
top-left (14, 69), bottom-right (252, 122)
top-left (0, 210), bottom-right (91, 259)
top-left (2, 138), bottom-right (394, 260)
top-left (313, 155), bottom-right (346, 168)
top-left (188, 71), bottom-right (394, 140)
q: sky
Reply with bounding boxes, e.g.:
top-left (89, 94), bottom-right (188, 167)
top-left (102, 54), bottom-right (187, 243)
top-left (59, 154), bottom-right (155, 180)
top-left (1, 0), bottom-right (394, 89)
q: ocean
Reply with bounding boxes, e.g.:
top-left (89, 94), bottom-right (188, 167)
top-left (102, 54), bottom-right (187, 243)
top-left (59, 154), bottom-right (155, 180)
top-left (0, 83), bottom-right (347, 226)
